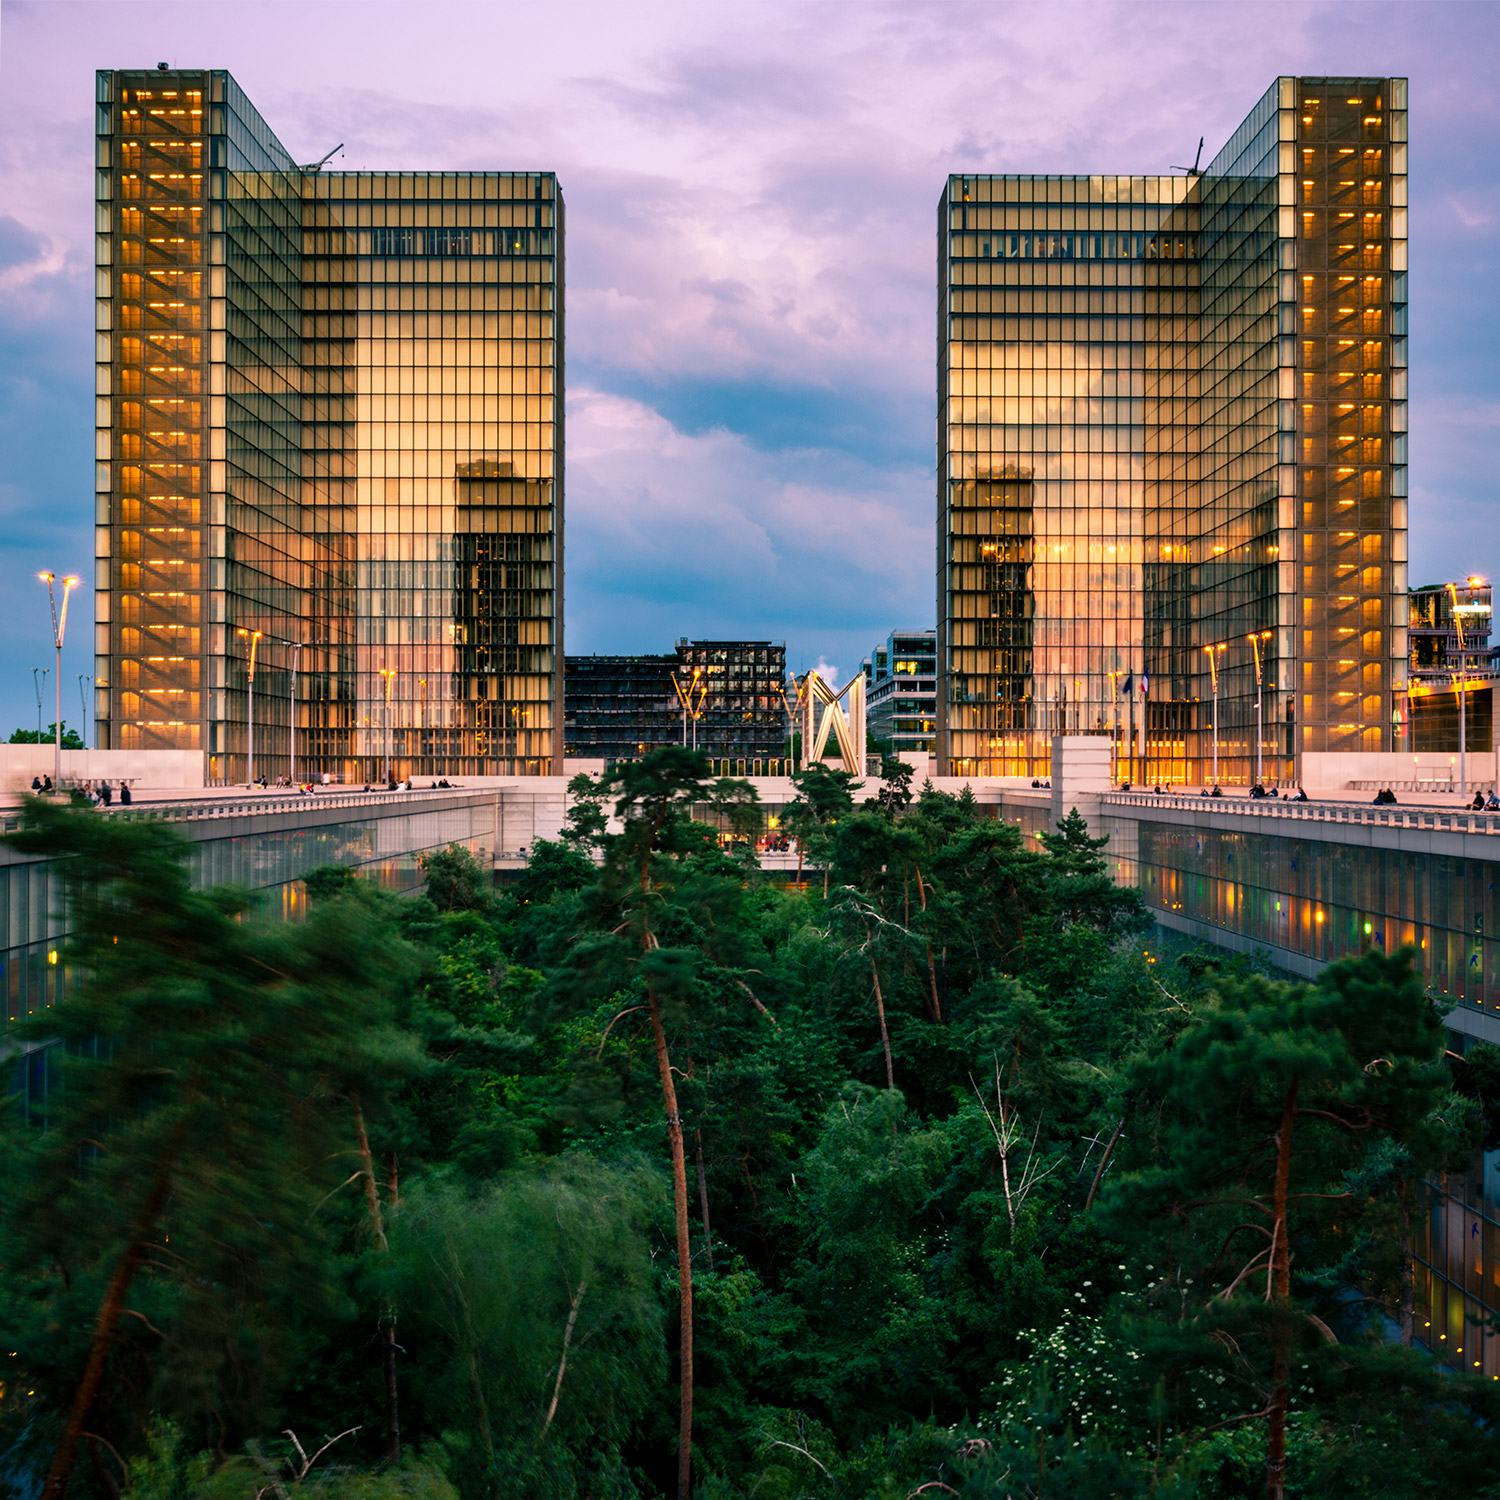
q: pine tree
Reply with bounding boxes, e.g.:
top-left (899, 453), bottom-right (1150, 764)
top-left (550, 747), bottom-right (756, 1500)
top-left (0, 803), bottom-right (420, 1499)
top-left (1100, 949), bottom-right (1480, 1500)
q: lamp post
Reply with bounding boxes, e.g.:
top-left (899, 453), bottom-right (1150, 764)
top-left (33, 667), bottom-right (47, 745)
top-left (1204, 643), bottom-right (1226, 786)
top-left (39, 573), bottom-right (79, 788)
top-left (1247, 630), bottom-right (1272, 786)
top-left (280, 639), bottom-right (301, 786)
top-left (1107, 670), bottom-right (1122, 783)
top-left (379, 667), bottom-right (396, 785)
top-left (671, 666), bottom-right (706, 752)
top-left (1452, 669), bottom-right (1468, 800)
top-left (237, 628), bottom-right (262, 786)
top-left (78, 674), bottom-right (92, 751)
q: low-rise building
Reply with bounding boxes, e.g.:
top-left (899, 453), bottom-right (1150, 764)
top-left (565, 640), bottom-right (788, 769)
top-left (562, 655), bottom-right (679, 764)
top-left (1407, 579), bottom-right (1495, 752)
top-left (865, 629), bottom-right (937, 759)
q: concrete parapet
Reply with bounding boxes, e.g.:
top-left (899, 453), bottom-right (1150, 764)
top-left (1301, 750), bottom-right (1500, 795)
top-left (1049, 734), bottom-right (1113, 832)
top-left (0, 746), bottom-right (204, 799)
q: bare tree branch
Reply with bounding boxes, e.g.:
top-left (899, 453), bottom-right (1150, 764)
top-left (306, 1171), bottom-right (365, 1219)
top-left (596, 1006), bottom-right (647, 1058)
top-left (119, 1308), bottom-right (169, 1340)
top-left (764, 1440), bottom-right (830, 1476)
top-left (536, 1280), bottom-right (587, 1447)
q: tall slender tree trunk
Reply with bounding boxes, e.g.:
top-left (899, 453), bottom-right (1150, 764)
top-left (636, 827), bottom-right (694, 1500)
top-left (1084, 1117), bottom-right (1124, 1212)
top-left (1265, 1080), bottom-right (1299, 1500)
top-left (647, 978), bottom-right (694, 1500)
top-left (913, 865), bottom-right (942, 1022)
top-left (352, 1094), bottom-right (400, 1462)
top-left (42, 1163), bottom-right (177, 1500)
top-left (352, 1094), bottom-right (388, 1252)
top-left (869, 949), bottom-right (895, 1090)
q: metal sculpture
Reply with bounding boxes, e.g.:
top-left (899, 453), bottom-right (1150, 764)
top-left (798, 670), bottom-right (865, 778)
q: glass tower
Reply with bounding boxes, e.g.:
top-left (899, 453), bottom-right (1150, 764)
top-left (95, 68), bottom-right (563, 782)
top-left (937, 76), bottom-right (1407, 785)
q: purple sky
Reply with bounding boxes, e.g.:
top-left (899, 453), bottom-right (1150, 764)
top-left (1, 0), bottom-right (1496, 738)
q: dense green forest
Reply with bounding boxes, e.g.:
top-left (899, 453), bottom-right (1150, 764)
top-left (6, 749), bottom-right (1500, 1500)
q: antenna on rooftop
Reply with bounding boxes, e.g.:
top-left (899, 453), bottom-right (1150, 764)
top-left (1171, 137), bottom-right (1205, 175)
top-left (300, 143), bottom-right (345, 173)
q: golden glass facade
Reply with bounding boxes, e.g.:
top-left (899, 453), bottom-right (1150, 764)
top-left (95, 69), bottom-right (563, 781)
top-left (938, 176), bottom-right (1190, 779)
top-left (937, 76), bottom-right (1407, 785)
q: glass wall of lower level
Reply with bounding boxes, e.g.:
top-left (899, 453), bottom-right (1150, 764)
top-left (2, 798), bottom-right (495, 1124)
top-left (1135, 820), bottom-right (1500, 1017)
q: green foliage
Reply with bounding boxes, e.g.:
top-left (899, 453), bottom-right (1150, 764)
top-left (0, 802), bottom-right (422, 1463)
top-left (386, 1157), bottom-right (665, 1500)
top-left (5, 791), bottom-right (1493, 1500)
top-left (125, 1421), bottom-right (459, 1500)
top-left (865, 755), bottom-right (914, 818)
top-left (1454, 1039), bottom-right (1500, 1151)
top-left (418, 842), bottom-right (492, 912)
top-left (9, 721), bottom-right (84, 747)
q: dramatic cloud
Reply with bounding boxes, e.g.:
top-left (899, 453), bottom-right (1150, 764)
top-left (0, 0), bottom-right (1496, 735)
top-left (565, 387), bottom-right (931, 675)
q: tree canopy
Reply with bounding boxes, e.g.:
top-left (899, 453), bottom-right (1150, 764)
top-left (3, 763), bottom-right (1496, 1500)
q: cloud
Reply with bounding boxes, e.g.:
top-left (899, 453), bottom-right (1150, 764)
top-left (1446, 195), bottom-right (1496, 230)
top-left (564, 386), bottom-right (931, 672)
top-left (0, 0), bottom-right (1498, 739)
top-left (812, 657), bottom-right (843, 690)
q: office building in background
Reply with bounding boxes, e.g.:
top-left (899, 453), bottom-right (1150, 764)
top-left (938, 76), bottom-right (1408, 784)
top-left (864, 628), bottom-right (937, 758)
top-left (563, 653), bottom-right (679, 763)
top-left (94, 67), bottom-right (563, 781)
top-left (1407, 578), bottom-right (1495, 753)
top-left (564, 640), bottom-right (788, 769)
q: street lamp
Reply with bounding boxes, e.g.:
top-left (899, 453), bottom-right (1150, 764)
top-left (671, 666), bottom-right (707, 752)
top-left (379, 667), bottom-right (396, 785)
top-left (280, 639), bottom-right (302, 786)
top-left (1204, 643), bottom-right (1227, 786)
top-left (237, 628), bottom-right (262, 786)
top-left (1447, 578), bottom-right (1487, 800)
top-left (1451, 670), bottom-right (1468, 800)
top-left (39, 573), bottom-right (79, 787)
top-left (1247, 630), bottom-right (1272, 786)
top-left (33, 667), bottom-right (48, 745)
top-left (78, 674), bottom-right (92, 751)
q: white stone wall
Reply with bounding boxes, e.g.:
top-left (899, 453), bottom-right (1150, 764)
top-left (0, 746), bottom-right (204, 794)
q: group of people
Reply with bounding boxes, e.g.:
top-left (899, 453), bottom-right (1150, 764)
top-left (32, 775), bottom-right (132, 807)
top-left (1123, 779), bottom-right (1308, 801)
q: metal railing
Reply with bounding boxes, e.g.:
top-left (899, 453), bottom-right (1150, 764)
top-left (0, 785), bottom-right (478, 836)
top-left (1102, 790), bottom-right (1500, 837)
